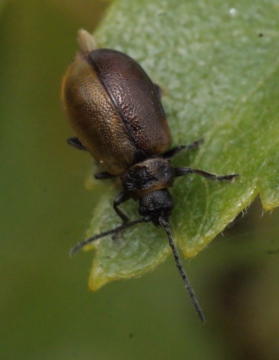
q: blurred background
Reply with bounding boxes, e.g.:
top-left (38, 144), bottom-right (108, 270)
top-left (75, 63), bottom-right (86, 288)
top-left (1, 1), bottom-right (279, 359)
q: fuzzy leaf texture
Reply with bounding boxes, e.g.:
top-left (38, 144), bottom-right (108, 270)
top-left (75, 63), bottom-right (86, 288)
top-left (77, 0), bottom-right (279, 290)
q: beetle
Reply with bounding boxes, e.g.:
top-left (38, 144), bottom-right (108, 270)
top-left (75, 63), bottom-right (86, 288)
top-left (61, 30), bottom-right (238, 321)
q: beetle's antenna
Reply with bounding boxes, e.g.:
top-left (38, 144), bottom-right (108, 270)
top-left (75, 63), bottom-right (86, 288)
top-left (70, 216), bottom-right (151, 257)
top-left (159, 217), bottom-right (205, 322)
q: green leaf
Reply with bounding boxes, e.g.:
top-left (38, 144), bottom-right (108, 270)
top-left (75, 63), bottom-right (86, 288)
top-left (78, 0), bottom-right (279, 290)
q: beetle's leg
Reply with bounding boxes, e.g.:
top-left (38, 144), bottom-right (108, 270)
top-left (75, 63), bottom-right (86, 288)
top-left (67, 138), bottom-right (115, 180)
top-left (174, 167), bottom-right (239, 182)
top-left (113, 191), bottom-right (130, 223)
top-left (163, 139), bottom-right (204, 159)
top-left (95, 172), bottom-right (114, 180)
top-left (153, 83), bottom-right (162, 99)
top-left (67, 137), bottom-right (87, 150)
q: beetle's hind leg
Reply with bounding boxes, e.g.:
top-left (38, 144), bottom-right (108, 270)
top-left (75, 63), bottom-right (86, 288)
top-left (163, 138), bottom-right (204, 159)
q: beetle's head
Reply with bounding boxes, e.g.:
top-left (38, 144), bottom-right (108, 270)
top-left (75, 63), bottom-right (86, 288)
top-left (70, 186), bottom-right (204, 322)
top-left (138, 189), bottom-right (174, 226)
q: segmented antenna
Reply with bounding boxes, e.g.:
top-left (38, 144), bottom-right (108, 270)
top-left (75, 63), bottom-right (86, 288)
top-left (70, 216), bottom-right (151, 256)
top-left (70, 213), bottom-right (205, 322)
top-left (159, 217), bottom-right (205, 322)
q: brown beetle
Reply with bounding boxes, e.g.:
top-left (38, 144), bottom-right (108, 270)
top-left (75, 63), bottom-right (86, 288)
top-left (61, 30), bottom-right (238, 321)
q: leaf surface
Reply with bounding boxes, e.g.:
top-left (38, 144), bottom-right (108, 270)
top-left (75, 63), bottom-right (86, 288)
top-left (78, 0), bottom-right (279, 290)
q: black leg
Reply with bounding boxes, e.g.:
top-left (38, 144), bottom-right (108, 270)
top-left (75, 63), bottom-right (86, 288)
top-left (174, 167), bottom-right (239, 182)
top-left (67, 137), bottom-right (87, 151)
top-left (95, 171), bottom-right (114, 180)
top-left (153, 83), bottom-right (162, 99)
top-left (163, 138), bottom-right (204, 159)
top-left (113, 191), bottom-right (130, 222)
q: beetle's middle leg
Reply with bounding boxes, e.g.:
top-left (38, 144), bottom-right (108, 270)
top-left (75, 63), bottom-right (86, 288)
top-left (95, 171), bottom-right (114, 180)
top-left (163, 138), bottom-right (204, 159)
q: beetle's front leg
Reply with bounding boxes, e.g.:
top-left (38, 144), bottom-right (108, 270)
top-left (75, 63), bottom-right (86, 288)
top-left (113, 191), bottom-right (130, 223)
top-left (174, 167), bottom-right (239, 182)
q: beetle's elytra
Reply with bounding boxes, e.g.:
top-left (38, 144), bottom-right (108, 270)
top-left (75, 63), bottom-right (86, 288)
top-left (61, 30), bottom-right (238, 322)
